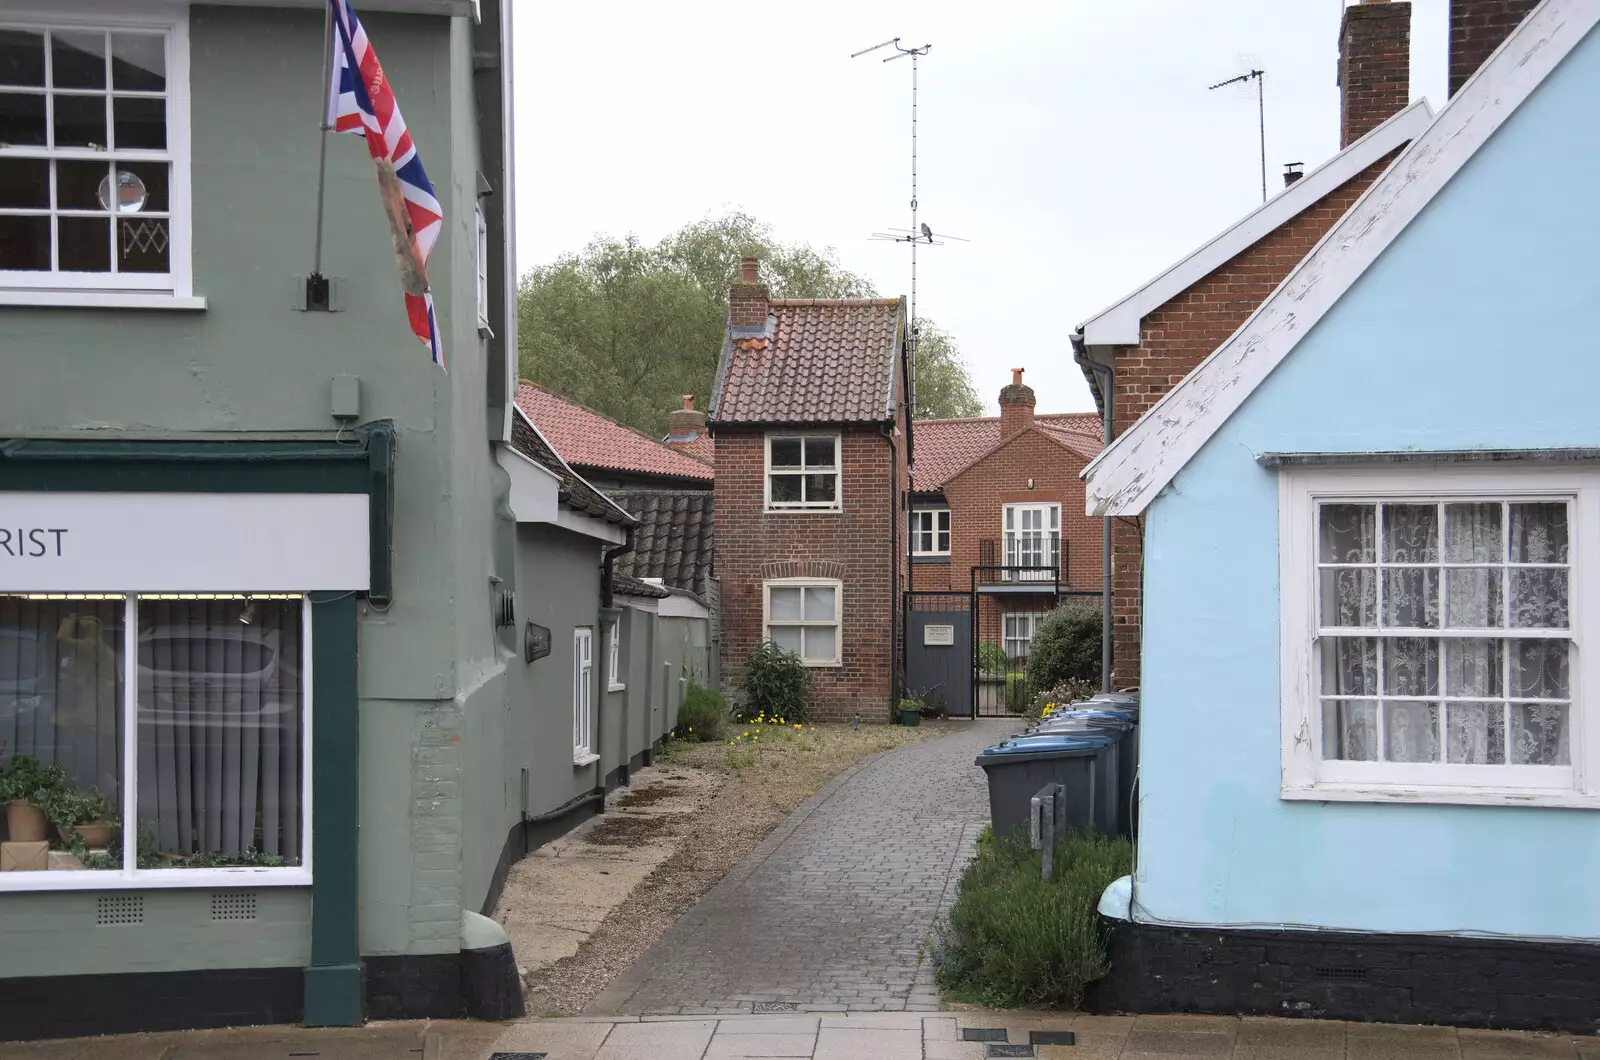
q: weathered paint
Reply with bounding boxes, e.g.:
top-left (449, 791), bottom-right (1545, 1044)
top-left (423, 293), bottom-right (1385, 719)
top-left (1133, 17), bottom-right (1600, 938)
top-left (1084, 0), bottom-right (1600, 518)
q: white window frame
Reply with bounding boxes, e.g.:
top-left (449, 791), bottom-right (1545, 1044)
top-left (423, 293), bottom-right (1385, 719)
top-left (606, 618), bottom-right (624, 692)
top-left (764, 432), bottom-right (841, 512)
top-left (911, 508), bottom-right (950, 556)
top-left (475, 204), bottom-right (490, 330)
top-left (0, 592), bottom-right (312, 892)
top-left (763, 577), bottom-right (842, 667)
top-left (1002, 612), bottom-right (1047, 661)
top-left (1279, 465), bottom-right (1600, 809)
top-left (573, 627), bottom-right (595, 764)
top-left (1002, 502), bottom-right (1060, 582)
top-left (0, 5), bottom-right (199, 309)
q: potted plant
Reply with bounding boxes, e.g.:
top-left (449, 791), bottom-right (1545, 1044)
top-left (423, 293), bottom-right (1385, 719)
top-left (43, 786), bottom-right (116, 849)
top-left (897, 698), bottom-right (923, 727)
top-left (0, 755), bottom-right (69, 844)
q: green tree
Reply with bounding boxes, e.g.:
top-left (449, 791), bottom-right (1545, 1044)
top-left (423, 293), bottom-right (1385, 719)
top-left (516, 211), bottom-right (979, 435)
top-left (911, 319), bottom-right (983, 419)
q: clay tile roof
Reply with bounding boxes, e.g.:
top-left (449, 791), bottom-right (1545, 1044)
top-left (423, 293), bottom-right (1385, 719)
top-left (509, 408), bottom-right (635, 526)
top-left (709, 298), bottom-right (904, 424)
top-left (516, 382), bottom-right (713, 482)
top-left (666, 434), bottom-right (715, 464)
top-left (606, 489), bottom-right (714, 601)
top-left (912, 412), bottom-right (1103, 490)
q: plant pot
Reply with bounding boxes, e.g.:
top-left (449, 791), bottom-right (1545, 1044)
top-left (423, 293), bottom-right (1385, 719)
top-left (899, 709), bottom-right (920, 727)
top-left (57, 821), bottom-right (113, 848)
top-left (6, 800), bottom-right (48, 843)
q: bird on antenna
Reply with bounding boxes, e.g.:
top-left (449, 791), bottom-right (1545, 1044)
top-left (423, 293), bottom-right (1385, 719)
top-left (920, 222), bottom-right (933, 242)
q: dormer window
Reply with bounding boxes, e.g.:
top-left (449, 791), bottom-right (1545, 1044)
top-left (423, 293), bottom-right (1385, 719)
top-left (765, 433), bottom-right (840, 511)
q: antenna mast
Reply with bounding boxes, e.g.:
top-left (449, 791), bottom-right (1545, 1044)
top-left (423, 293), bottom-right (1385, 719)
top-left (1208, 68), bottom-right (1267, 203)
top-left (852, 37), bottom-right (933, 326)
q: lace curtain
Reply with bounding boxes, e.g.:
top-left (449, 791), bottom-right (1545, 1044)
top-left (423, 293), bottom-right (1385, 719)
top-left (1318, 501), bottom-right (1570, 768)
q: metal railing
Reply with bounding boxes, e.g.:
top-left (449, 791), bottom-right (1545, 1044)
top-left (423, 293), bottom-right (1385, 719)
top-left (974, 535), bottom-right (1065, 587)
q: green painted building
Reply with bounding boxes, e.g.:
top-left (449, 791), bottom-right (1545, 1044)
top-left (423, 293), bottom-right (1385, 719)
top-left (0, 0), bottom-right (704, 1038)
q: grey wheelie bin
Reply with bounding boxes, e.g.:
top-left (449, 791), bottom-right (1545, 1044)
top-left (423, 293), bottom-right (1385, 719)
top-left (1028, 709), bottom-right (1138, 837)
top-left (975, 732), bottom-right (1121, 839)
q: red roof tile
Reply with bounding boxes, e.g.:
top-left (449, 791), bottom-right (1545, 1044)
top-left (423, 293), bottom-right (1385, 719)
top-left (912, 413), bottom-right (1102, 489)
top-left (666, 434), bottom-right (715, 464)
top-left (709, 298), bottom-right (903, 424)
top-left (515, 382), bottom-right (713, 482)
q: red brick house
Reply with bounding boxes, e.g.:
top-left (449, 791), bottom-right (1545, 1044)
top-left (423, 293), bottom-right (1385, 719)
top-left (708, 257), bottom-right (909, 722)
top-left (910, 370), bottom-right (1102, 668)
top-left (1074, 0), bottom-right (1433, 689)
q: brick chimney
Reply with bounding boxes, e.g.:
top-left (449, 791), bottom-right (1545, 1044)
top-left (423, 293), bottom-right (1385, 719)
top-left (1338, 0), bottom-right (1411, 149)
top-left (730, 256), bottom-right (768, 328)
top-left (998, 368), bottom-right (1036, 438)
top-left (664, 394), bottom-right (707, 446)
top-left (1449, 0), bottom-right (1538, 97)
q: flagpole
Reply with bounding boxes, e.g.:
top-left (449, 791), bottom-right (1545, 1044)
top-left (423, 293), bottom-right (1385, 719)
top-left (309, 2), bottom-right (334, 301)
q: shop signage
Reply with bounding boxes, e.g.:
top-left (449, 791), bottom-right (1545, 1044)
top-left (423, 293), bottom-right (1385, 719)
top-left (0, 492), bottom-right (370, 592)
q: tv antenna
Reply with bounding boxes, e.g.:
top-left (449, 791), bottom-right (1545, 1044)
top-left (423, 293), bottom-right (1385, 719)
top-left (1208, 66), bottom-right (1267, 203)
top-left (852, 37), bottom-right (965, 345)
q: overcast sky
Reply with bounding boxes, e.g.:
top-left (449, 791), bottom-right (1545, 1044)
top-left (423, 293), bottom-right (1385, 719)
top-left (511, 0), bottom-right (1447, 416)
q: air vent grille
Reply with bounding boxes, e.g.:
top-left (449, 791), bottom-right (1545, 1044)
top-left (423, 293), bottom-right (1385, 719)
top-left (96, 895), bottom-right (144, 925)
top-left (211, 891), bottom-right (258, 920)
top-left (1314, 966), bottom-right (1369, 981)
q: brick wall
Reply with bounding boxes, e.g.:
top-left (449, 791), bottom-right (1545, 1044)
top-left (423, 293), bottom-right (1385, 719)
top-left (1106, 153), bottom-right (1398, 688)
top-left (1449, 0), bottom-right (1538, 97)
top-left (1339, 1), bottom-right (1411, 148)
top-left (715, 425), bottom-right (899, 722)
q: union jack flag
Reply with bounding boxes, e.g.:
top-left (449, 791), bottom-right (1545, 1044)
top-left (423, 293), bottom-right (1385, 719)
top-left (326, 0), bottom-right (445, 368)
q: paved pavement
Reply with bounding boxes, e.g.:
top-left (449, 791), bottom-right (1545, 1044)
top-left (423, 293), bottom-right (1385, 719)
top-left (483, 1012), bottom-right (1600, 1060)
top-left (0, 1021), bottom-right (505, 1060)
top-left (588, 720), bottom-right (1012, 1016)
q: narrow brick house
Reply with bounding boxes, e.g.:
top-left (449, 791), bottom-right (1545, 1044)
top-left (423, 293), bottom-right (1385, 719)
top-left (709, 258), bottom-right (909, 721)
top-left (910, 370), bottom-right (1103, 665)
top-left (1075, 0), bottom-right (1432, 689)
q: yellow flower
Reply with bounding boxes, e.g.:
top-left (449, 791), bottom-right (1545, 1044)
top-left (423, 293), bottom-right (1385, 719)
top-left (794, 724), bottom-right (802, 730)
top-left (688, 727), bottom-right (694, 732)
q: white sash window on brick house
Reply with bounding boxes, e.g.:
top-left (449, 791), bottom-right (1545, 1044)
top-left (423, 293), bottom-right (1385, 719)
top-left (765, 434), bottom-right (840, 511)
top-left (911, 509), bottom-right (950, 556)
top-left (764, 579), bottom-right (841, 666)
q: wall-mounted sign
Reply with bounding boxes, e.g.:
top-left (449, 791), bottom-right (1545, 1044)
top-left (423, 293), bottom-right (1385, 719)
top-left (0, 492), bottom-right (369, 592)
top-left (525, 621), bottom-right (551, 663)
top-left (924, 624), bottom-right (956, 646)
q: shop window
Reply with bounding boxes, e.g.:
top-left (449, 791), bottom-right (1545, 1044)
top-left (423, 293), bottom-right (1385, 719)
top-left (0, 593), bottom-right (307, 888)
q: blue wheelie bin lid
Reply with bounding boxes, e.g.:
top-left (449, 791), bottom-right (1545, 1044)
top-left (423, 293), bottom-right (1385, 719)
top-left (976, 732), bottom-right (1114, 768)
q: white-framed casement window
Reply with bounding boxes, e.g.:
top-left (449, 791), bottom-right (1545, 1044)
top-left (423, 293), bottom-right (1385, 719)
top-left (1002, 503), bottom-right (1060, 582)
top-left (1003, 612), bottom-right (1048, 661)
top-left (0, 11), bottom-right (197, 307)
top-left (0, 592), bottom-right (310, 891)
top-left (911, 508), bottom-right (951, 556)
top-left (1280, 466), bottom-right (1600, 808)
top-left (474, 204), bottom-right (490, 331)
top-left (606, 618), bottom-right (624, 692)
top-left (573, 627), bottom-right (594, 763)
top-left (765, 433), bottom-right (840, 511)
top-left (764, 578), bottom-right (841, 666)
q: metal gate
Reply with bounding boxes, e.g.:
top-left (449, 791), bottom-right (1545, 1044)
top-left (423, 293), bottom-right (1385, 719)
top-left (904, 592), bottom-right (973, 718)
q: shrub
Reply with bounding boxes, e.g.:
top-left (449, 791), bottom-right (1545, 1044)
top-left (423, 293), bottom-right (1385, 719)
top-left (937, 826), bottom-right (1133, 1009)
top-left (676, 681), bottom-right (727, 742)
top-left (741, 640), bottom-right (811, 723)
top-left (0, 755), bottom-right (69, 806)
top-left (1005, 673), bottom-right (1029, 714)
top-left (1028, 678), bottom-right (1101, 720)
top-left (897, 698), bottom-right (923, 715)
top-left (977, 640), bottom-right (1008, 676)
top-left (1025, 605), bottom-right (1101, 692)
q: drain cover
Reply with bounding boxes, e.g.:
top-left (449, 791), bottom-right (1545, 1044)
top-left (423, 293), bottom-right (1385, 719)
top-left (962, 1027), bottom-right (1008, 1041)
top-left (986, 1046), bottom-right (1035, 1058)
top-left (1031, 1030), bottom-right (1076, 1045)
top-left (488, 1054), bottom-right (547, 1059)
top-left (752, 1001), bottom-right (799, 1013)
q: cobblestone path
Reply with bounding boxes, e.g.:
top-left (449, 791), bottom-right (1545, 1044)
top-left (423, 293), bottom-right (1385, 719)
top-left (587, 720), bottom-right (1012, 1016)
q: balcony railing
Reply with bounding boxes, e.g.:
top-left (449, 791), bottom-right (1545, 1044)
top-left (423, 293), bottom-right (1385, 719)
top-left (974, 535), bottom-right (1064, 588)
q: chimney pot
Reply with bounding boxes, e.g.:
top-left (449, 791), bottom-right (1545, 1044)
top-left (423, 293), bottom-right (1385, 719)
top-left (665, 393), bottom-right (708, 444)
top-left (682, 394), bottom-right (695, 411)
top-left (998, 368), bottom-right (1037, 438)
top-left (730, 257), bottom-right (769, 328)
top-left (1283, 162), bottom-right (1305, 187)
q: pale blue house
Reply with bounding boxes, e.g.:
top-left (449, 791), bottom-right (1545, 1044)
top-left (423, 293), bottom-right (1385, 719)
top-left (1085, 0), bottom-right (1600, 1031)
